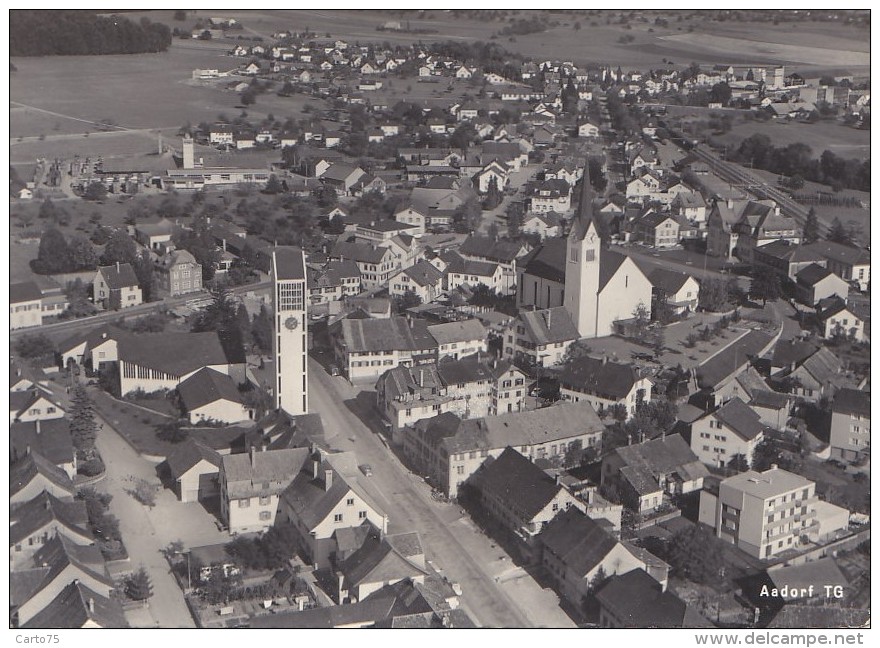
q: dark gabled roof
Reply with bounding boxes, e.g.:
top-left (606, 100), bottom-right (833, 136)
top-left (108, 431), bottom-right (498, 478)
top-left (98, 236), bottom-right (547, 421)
top-left (222, 447), bottom-right (310, 499)
top-left (400, 260), bottom-right (443, 288)
top-left (177, 367), bottom-right (244, 411)
top-left (97, 263), bottom-right (139, 289)
top-left (519, 237), bottom-right (566, 284)
top-left (29, 534), bottom-right (114, 595)
top-left (470, 448), bottom-right (565, 520)
top-left (322, 163), bottom-right (363, 183)
top-left (696, 330), bottom-right (774, 390)
top-left (458, 236), bottom-right (526, 263)
top-left (273, 246), bottom-right (306, 280)
top-left (712, 397), bottom-right (765, 441)
top-left (10, 491), bottom-right (92, 547)
top-left (596, 568), bottom-right (711, 628)
top-left (831, 388), bottom-right (870, 418)
top-left (803, 240), bottom-right (870, 267)
top-left (341, 316), bottom-right (436, 353)
top-left (358, 219), bottom-right (418, 233)
top-left (21, 580), bottom-right (128, 629)
top-left (249, 594), bottom-right (397, 628)
top-left (10, 452), bottom-right (75, 498)
top-left (612, 434), bottom-right (708, 488)
top-left (436, 356), bottom-right (495, 387)
top-left (648, 268), bottom-right (693, 294)
top-left (771, 339), bottom-right (820, 369)
top-left (538, 507), bottom-right (618, 578)
top-left (118, 331), bottom-right (232, 377)
top-left (749, 389), bottom-right (791, 410)
top-left (166, 439), bottom-right (223, 481)
top-left (441, 250), bottom-right (499, 277)
top-left (330, 239), bottom-right (391, 265)
top-left (518, 306), bottom-right (579, 345)
top-left (558, 356), bottom-right (642, 399)
top-left (597, 249), bottom-right (631, 292)
top-left (795, 263), bottom-right (834, 287)
top-left (10, 281), bottom-right (43, 304)
top-left (10, 419), bottom-right (75, 467)
top-left (427, 319), bottom-right (486, 346)
top-left (341, 533), bottom-right (427, 591)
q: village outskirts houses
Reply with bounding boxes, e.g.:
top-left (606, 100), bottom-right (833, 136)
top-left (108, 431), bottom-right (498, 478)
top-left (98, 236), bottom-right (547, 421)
top-left (828, 388), bottom-right (870, 464)
top-left (92, 263), bottom-right (142, 311)
top-left (689, 397), bottom-right (766, 468)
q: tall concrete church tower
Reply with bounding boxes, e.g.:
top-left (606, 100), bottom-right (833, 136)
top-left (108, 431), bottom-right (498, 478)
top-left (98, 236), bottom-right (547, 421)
top-left (271, 247), bottom-right (308, 415)
top-left (564, 170), bottom-right (602, 338)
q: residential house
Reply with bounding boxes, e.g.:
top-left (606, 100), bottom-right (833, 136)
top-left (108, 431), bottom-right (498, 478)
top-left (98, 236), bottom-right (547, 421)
top-left (440, 251), bottom-right (504, 294)
top-left (706, 199), bottom-right (778, 260)
top-left (403, 402), bottom-right (605, 498)
top-left (458, 236), bottom-right (529, 295)
top-left (648, 268), bottom-right (700, 315)
top-left (10, 387), bottom-right (65, 424)
top-left (376, 364), bottom-right (449, 440)
top-left (220, 446), bottom-right (310, 534)
top-left (394, 205), bottom-right (429, 236)
top-left (577, 121), bottom-right (600, 138)
top-left (354, 220), bottom-right (420, 245)
top-left (558, 356), bottom-right (653, 419)
top-left (753, 240), bottom-right (828, 281)
top-left (10, 453), bottom-right (76, 508)
top-left (134, 219), bottom-right (175, 251)
top-left (699, 468), bottom-right (819, 560)
top-left (209, 124), bottom-right (235, 145)
top-left (177, 367), bottom-right (250, 424)
top-left (165, 439), bottom-right (223, 503)
top-left (542, 510), bottom-right (669, 614)
top-left (10, 491), bottom-right (92, 570)
top-left (10, 535), bottom-right (115, 627)
top-left (596, 568), bottom-right (711, 628)
top-left (529, 179), bottom-right (572, 213)
top-left (503, 306), bottom-right (579, 368)
top-left (57, 325), bottom-right (127, 373)
top-left (427, 319), bottom-right (487, 361)
top-left (279, 451), bottom-right (389, 569)
top-left (634, 212), bottom-right (681, 248)
top-left (601, 434), bottom-right (709, 514)
top-left (11, 418), bottom-right (77, 479)
top-left (333, 316), bottom-right (437, 382)
top-left (818, 298), bottom-right (867, 342)
top-left (308, 259), bottom-right (362, 304)
top-left (92, 263), bottom-right (142, 311)
top-left (155, 248), bottom-right (203, 297)
top-left (10, 282), bottom-right (44, 330)
top-left (329, 239), bottom-right (398, 289)
top-left (693, 330), bottom-right (777, 410)
top-left (321, 164), bottom-right (367, 196)
top-left (690, 397), bottom-right (766, 468)
top-left (20, 581), bottom-right (127, 629)
top-left (334, 530), bottom-right (428, 604)
top-left (828, 388), bottom-right (870, 463)
top-left (794, 264), bottom-right (849, 306)
top-left (770, 340), bottom-right (846, 402)
top-left (467, 448), bottom-right (586, 555)
top-left (803, 241), bottom-right (870, 291)
top-left (388, 261), bottom-right (444, 304)
top-left (734, 206), bottom-right (802, 265)
top-left (473, 161), bottom-right (509, 194)
top-left (521, 212), bottom-right (563, 239)
top-left (672, 191), bottom-right (708, 223)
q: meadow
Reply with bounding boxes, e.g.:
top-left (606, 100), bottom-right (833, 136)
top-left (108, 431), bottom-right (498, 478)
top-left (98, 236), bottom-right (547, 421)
top-left (713, 119), bottom-right (870, 162)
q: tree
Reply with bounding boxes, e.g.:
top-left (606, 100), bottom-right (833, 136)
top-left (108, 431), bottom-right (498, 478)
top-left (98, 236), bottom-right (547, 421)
top-left (39, 197), bottom-right (58, 221)
top-left (83, 182), bottom-right (107, 201)
top-left (100, 229), bottom-right (137, 265)
top-left (156, 418), bottom-right (189, 444)
top-left (132, 249), bottom-right (155, 302)
top-left (67, 234), bottom-right (99, 271)
top-left (264, 174), bottom-right (282, 194)
top-left (63, 279), bottom-right (96, 319)
top-left (826, 217), bottom-right (851, 245)
top-left (698, 277), bottom-right (729, 312)
top-left (750, 266), bottom-right (782, 306)
top-left (664, 525), bottom-right (727, 585)
top-left (630, 302), bottom-right (652, 343)
top-left (69, 385), bottom-right (99, 451)
top-left (125, 567), bottom-right (154, 601)
top-left (173, 10), bottom-right (186, 20)
top-left (15, 333), bottom-right (55, 361)
top-left (251, 304), bottom-right (273, 356)
top-left (803, 207), bottom-right (820, 244)
top-left (483, 176), bottom-right (503, 210)
top-left (33, 228), bottom-right (72, 274)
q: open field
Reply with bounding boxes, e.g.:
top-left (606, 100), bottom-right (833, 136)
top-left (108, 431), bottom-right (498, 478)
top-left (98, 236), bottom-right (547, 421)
top-left (713, 119), bottom-right (870, 162)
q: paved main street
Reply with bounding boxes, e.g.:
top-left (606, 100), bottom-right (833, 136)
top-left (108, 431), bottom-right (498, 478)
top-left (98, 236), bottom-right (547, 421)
top-left (307, 358), bottom-right (576, 628)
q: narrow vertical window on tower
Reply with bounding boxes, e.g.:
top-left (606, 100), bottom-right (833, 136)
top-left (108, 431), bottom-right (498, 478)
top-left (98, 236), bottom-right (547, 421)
top-left (569, 248), bottom-right (580, 263)
top-left (584, 249), bottom-right (595, 262)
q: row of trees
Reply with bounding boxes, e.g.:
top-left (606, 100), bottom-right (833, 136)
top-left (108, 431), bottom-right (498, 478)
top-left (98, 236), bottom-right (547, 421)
top-left (729, 134), bottom-right (870, 192)
top-left (11, 11), bottom-right (172, 56)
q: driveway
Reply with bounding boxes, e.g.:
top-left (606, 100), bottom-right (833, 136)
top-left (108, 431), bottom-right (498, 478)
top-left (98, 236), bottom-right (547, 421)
top-left (94, 417), bottom-right (196, 628)
top-left (308, 358), bottom-right (575, 628)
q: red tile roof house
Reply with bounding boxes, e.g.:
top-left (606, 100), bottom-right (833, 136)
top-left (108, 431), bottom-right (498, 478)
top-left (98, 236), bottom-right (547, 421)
top-left (92, 262), bottom-right (142, 311)
top-left (10, 534), bottom-right (115, 627)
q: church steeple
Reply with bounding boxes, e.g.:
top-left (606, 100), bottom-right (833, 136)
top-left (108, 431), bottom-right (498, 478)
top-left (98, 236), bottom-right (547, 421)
top-left (569, 165), bottom-right (598, 242)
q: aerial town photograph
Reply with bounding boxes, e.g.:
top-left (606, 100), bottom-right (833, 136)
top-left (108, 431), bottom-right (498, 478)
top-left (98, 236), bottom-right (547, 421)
top-left (6, 6), bottom-right (871, 638)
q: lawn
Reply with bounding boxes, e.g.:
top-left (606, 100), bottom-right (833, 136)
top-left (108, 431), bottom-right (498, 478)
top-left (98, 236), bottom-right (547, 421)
top-left (713, 119), bottom-right (870, 163)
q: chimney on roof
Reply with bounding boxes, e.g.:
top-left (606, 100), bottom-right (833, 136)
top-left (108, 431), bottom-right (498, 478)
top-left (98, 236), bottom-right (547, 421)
top-left (88, 598), bottom-right (95, 614)
top-left (313, 458), bottom-right (320, 480)
top-left (250, 445), bottom-right (256, 468)
top-left (545, 309), bottom-right (552, 329)
top-left (418, 369), bottom-right (424, 388)
top-left (324, 469), bottom-right (333, 491)
top-left (35, 420), bottom-right (40, 435)
top-left (775, 206), bottom-right (781, 216)
top-left (116, 261), bottom-right (120, 272)
top-left (555, 473), bottom-right (562, 486)
top-left (602, 355), bottom-right (608, 365)
top-left (726, 198), bottom-right (733, 210)
top-left (770, 463), bottom-right (778, 470)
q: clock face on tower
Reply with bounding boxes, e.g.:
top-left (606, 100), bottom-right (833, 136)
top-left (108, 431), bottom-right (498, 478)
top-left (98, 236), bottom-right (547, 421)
top-left (284, 316), bottom-right (299, 331)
